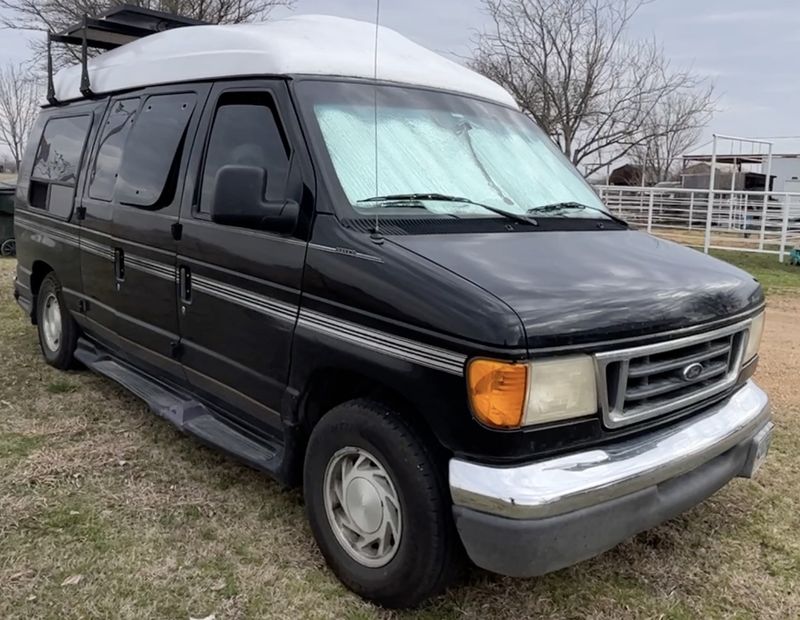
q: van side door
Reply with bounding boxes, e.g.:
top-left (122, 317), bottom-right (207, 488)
top-left (177, 80), bottom-right (310, 430)
top-left (79, 96), bottom-right (137, 348)
top-left (109, 85), bottom-right (209, 379)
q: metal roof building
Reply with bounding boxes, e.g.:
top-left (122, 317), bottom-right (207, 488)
top-left (682, 137), bottom-right (800, 192)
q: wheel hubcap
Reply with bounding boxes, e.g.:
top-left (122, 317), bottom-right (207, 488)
top-left (42, 292), bottom-right (62, 352)
top-left (323, 447), bottom-right (402, 567)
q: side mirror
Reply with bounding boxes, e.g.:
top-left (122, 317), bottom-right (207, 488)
top-left (210, 165), bottom-right (298, 234)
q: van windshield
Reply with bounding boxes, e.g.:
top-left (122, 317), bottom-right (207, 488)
top-left (297, 80), bottom-right (607, 221)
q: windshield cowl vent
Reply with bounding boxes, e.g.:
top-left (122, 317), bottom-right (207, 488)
top-left (342, 217), bottom-right (627, 235)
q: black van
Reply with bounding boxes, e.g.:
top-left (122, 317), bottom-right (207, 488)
top-left (13, 9), bottom-right (772, 608)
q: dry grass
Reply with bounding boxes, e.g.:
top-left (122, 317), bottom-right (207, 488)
top-left (1, 257), bottom-right (799, 619)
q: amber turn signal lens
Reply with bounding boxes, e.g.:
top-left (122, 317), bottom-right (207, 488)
top-left (467, 359), bottom-right (527, 428)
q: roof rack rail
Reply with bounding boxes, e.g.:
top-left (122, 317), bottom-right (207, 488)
top-left (46, 4), bottom-right (207, 105)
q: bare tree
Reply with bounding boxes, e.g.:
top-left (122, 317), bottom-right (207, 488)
top-left (472, 0), bottom-right (715, 177)
top-left (0, 64), bottom-right (42, 171)
top-left (629, 88), bottom-right (714, 183)
top-left (0, 0), bottom-right (295, 66)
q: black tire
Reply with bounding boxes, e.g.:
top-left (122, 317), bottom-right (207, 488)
top-left (303, 399), bottom-right (462, 608)
top-left (36, 273), bottom-right (79, 369)
top-left (1, 239), bottom-right (15, 257)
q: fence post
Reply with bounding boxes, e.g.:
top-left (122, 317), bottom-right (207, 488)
top-left (759, 195), bottom-right (768, 251)
top-left (647, 190), bottom-right (654, 233)
top-left (760, 144), bottom-right (773, 251)
top-left (779, 193), bottom-right (790, 263)
top-left (689, 192), bottom-right (695, 230)
top-left (728, 169), bottom-right (738, 230)
top-left (705, 135), bottom-right (718, 254)
top-left (704, 188), bottom-right (715, 254)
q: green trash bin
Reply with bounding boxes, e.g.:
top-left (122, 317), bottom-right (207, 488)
top-left (0, 182), bottom-right (15, 257)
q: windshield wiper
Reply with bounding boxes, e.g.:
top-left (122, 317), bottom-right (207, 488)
top-left (358, 193), bottom-right (538, 226)
top-left (527, 202), bottom-right (628, 227)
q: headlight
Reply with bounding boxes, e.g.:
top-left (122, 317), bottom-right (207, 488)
top-left (524, 355), bottom-right (598, 424)
top-left (467, 355), bottom-right (597, 429)
top-left (743, 312), bottom-right (765, 364)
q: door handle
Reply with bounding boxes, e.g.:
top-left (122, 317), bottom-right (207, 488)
top-left (114, 248), bottom-right (125, 284)
top-left (179, 265), bottom-right (192, 304)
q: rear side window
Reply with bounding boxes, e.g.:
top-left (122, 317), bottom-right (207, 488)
top-left (199, 92), bottom-right (290, 214)
top-left (89, 98), bottom-right (139, 201)
top-left (30, 115), bottom-right (92, 218)
top-left (115, 93), bottom-right (196, 207)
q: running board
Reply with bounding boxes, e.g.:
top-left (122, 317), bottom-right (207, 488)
top-left (75, 338), bottom-right (284, 474)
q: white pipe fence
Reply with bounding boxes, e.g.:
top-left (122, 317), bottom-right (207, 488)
top-left (596, 185), bottom-right (800, 262)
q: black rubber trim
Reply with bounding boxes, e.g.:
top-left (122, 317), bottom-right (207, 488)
top-left (342, 216), bottom-right (626, 235)
top-left (453, 436), bottom-right (756, 578)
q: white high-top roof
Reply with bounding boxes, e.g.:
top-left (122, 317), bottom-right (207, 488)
top-left (52, 15), bottom-right (517, 108)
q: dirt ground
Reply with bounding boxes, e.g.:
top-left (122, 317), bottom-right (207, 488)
top-left (756, 296), bottom-right (800, 410)
top-left (0, 256), bottom-right (799, 619)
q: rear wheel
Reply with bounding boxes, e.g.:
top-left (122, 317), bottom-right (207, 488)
top-left (304, 399), bottom-right (462, 608)
top-left (36, 273), bottom-right (79, 369)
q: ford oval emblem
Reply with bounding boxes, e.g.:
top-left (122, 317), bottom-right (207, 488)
top-left (681, 362), bottom-right (704, 382)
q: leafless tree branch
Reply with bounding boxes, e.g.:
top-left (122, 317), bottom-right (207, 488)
top-left (0, 64), bottom-right (43, 170)
top-left (471, 0), bottom-right (715, 177)
top-left (629, 86), bottom-right (716, 183)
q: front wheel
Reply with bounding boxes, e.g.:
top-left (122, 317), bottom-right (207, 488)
top-left (36, 273), bottom-right (79, 369)
top-left (303, 399), bottom-right (462, 608)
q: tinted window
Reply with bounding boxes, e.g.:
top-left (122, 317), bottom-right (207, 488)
top-left (200, 92), bottom-right (290, 214)
top-left (89, 98), bottom-right (139, 201)
top-left (115, 93), bottom-right (196, 207)
top-left (48, 184), bottom-right (76, 219)
top-left (32, 116), bottom-right (91, 185)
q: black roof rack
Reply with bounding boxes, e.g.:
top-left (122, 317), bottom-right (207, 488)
top-left (46, 5), bottom-right (207, 105)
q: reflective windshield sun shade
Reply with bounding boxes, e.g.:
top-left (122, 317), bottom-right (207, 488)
top-left (302, 81), bottom-right (605, 219)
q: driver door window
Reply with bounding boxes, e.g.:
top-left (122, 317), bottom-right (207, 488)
top-left (198, 92), bottom-right (290, 217)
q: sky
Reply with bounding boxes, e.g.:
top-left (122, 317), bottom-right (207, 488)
top-left (1, 0), bottom-right (799, 158)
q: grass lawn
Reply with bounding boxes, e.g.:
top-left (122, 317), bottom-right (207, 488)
top-left (1, 255), bottom-right (799, 619)
top-left (710, 250), bottom-right (800, 294)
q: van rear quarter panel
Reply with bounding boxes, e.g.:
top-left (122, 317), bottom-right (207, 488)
top-left (13, 114), bottom-right (46, 302)
top-left (15, 100), bottom-right (105, 315)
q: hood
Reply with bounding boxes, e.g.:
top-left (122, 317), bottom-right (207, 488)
top-left (388, 229), bottom-right (764, 349)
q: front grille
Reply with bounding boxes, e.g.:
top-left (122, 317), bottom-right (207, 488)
top-left (596, 321), bottom-right (749, 428)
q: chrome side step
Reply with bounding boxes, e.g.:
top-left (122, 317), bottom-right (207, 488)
top-left (75, 338), bottom-right (284, 474)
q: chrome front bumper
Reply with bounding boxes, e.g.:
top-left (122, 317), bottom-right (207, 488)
top-left (450, 380), bottom-right (771, 520)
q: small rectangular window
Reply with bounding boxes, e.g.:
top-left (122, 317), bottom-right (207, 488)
top-left (48, 185), bottom-right (77, 219)
top-left (199, 92), bottom-right (290, 215)
top-left (29, 182), bottom-right (47, 209)
top-left (30, 115), bottom-right (91, 217)
top-left (115, 93), bottom-right (196, 208)
top-left (89, 98), bottom-right (139, 201)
